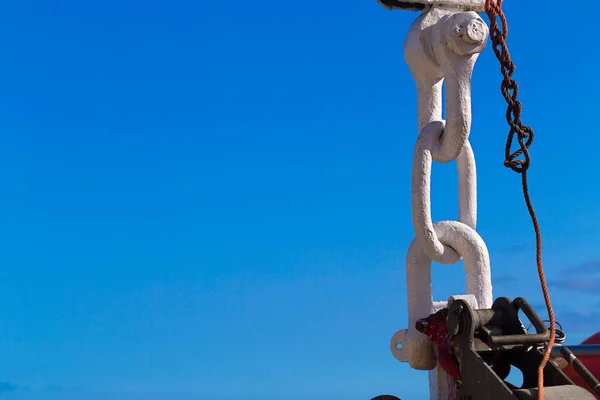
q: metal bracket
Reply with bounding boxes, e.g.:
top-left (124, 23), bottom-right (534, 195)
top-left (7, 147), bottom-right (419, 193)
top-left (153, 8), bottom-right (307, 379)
top-left (447, 298), bottom-right (596, 400)
top-left (377, 0), bottom-right (486, 13)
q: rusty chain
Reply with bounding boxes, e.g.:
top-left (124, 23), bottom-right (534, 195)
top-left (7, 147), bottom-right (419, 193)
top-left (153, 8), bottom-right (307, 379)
top-left (485, 0), bottom-right (533, 173)
top-left (484, 1), bottom-right (556, 399)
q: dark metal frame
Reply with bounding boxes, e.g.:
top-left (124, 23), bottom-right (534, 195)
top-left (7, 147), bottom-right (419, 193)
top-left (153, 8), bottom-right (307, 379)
top-left (372, 297), bottom-right (600, 399)
top-left (448, 297), bottom-right (596, 399)
top-left (376, 0), bottom-right (426, 10)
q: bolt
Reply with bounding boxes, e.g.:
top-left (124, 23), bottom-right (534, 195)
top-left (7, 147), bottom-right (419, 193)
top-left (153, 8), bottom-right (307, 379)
top-left (446, 12), bottom-right (489, 56)
top-left (452, 304), bottom-right (464, 315)
top-left (459, 19), bottom-right (487, 46)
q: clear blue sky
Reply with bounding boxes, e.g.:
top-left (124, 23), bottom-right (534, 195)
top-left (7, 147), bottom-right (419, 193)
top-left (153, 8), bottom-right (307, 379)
top-left (0, 1), bottom-right (598, 399)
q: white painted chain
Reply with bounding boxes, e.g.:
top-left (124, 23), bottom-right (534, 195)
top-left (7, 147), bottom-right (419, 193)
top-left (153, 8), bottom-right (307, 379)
top-left (389, 6), bottom-right (493, 399)
top-left (411, 120), bottom-right (477, 265)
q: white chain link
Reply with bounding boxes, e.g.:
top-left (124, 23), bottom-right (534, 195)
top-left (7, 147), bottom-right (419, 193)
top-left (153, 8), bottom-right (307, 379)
top-left (389, 6), bottom-right (493, 400)
top-left (411, 120), bottom-right (477, 264)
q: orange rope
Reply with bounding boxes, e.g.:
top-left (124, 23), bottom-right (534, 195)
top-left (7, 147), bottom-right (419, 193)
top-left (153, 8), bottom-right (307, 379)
top-left (483, 1), bottom-right (556, 399)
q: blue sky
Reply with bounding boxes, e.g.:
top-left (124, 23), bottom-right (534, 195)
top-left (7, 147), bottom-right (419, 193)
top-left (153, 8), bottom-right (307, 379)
top-left (0, 0), bottom-right (598, 399)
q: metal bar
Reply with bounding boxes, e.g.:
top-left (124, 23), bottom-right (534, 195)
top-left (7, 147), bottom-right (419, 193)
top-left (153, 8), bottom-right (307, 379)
top-left (514, 297), bottom-right (549, 336)
top-left (376, 0), bottom-right (487, 12)
top-left (560, 347), bottom-right (600, 396)
top-left (551, 345), bottom-right (600, 358)
top-left (489, 333), bottom-right (550, 346)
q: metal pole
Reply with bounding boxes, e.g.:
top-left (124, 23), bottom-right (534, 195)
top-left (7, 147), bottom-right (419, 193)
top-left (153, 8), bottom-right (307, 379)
top-left (551, 345), bottom-right (600, 358)
top-left (559, 347), bottom-right (600, 396)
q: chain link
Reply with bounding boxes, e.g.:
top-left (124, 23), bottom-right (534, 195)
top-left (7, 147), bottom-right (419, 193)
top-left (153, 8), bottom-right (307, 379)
top-left (412, 120), bottom-right (477, 265)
